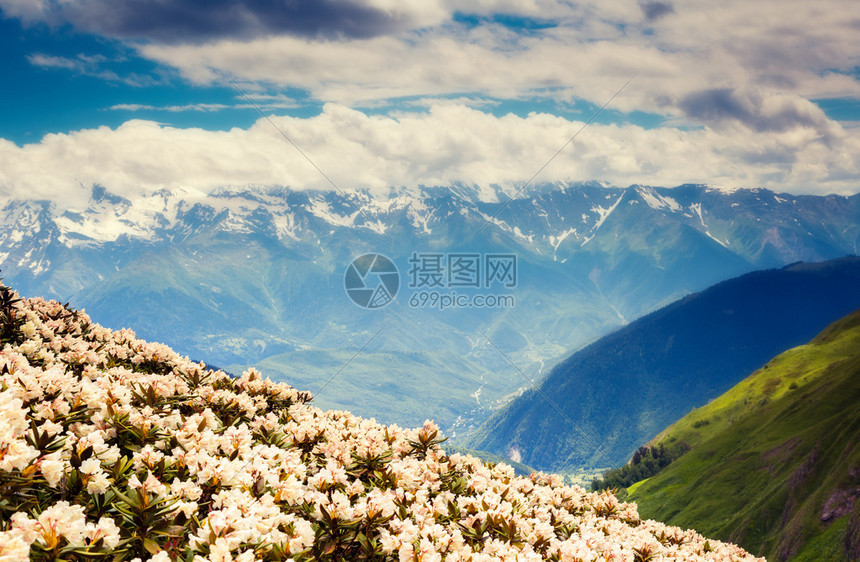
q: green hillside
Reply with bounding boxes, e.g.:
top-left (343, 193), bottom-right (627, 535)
top-left (627, 309), bottom-right (860, 561)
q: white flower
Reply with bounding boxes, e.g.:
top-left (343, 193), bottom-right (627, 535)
top-left (0, 439), bottom-right (39, 472)
top-left (19, 321), bottom-right (37, 339)
top-left (9, 512), bottom-right (39, 544)
top-left (39, 419), bottom-right (63, 437)
top-left (84, 517), bottom-right (121, 549)
top-left (0, 291), bottom-right (766, 562)
top-left (0, 531), bottom-right (31, 561)
top-left (207, 538), bottom-right (233, 562)
top-left (86, 471), bottom-right (111, 495)
top-left (39, 452), bottom-right (67, 487)
top-left (0, 390), bottom-right (29, 436)
top-left (127, 474), bottom-right (143, 489)
top-left (79, 458), bottom-right (101, 475)
top-left (34, 501), bottom-right (87, 546)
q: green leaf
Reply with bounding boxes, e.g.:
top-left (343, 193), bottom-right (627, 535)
top-left (111, 487), bottom-right (138, 508)
top-left (143, 537), bottom-right (161, 555)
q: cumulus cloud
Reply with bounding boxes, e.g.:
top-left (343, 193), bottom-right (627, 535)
top-left (0, 0), bottom-right (451, 41)
top-left (678, 88), bottom-right (843, 141)
top-left (0, 105), bottom-right (857, 208)
top-left (134, 0), bottom-right (860, 122)
top-left (6, 0), bottom-right (859, 136)
top-left (2, 0), bottom-right (859, 199)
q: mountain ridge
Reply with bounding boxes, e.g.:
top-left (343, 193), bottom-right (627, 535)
top-left (2, 182), bottom-right (859, 436)
top-left (626, 308), bottom-right (860, 561)
top-left (3, 182), bottom-right (858, 259)
top-left (466, 256), bottom-right (860, 471)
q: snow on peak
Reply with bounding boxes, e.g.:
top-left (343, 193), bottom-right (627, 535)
top-left (635, 186), bottom-right (681, 212)
top-left (549, 227), bottom-right (578, 259)
top-left (703, 183), bottom-right (745, 194)
top-left (581, 191), bottom-right (625, 247)
top-left (690, 202), bottom-right (730, 248)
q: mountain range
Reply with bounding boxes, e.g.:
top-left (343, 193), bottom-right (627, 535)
top-left (1, 182), bottom-right (859, 438)
top-left (465, 257), bottom-right (860, 471)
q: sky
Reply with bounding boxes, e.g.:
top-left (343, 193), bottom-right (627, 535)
top-left (1, 0), bottom-right (859, 206)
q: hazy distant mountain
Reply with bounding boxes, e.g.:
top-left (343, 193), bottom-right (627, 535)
top-left (465, 257), bottom-right (860, 471)
top-left (1, 182), bottom-right (859, 435)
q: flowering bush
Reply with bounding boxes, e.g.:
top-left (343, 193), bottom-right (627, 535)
top-left (0, 280), bottom-right (764, 561)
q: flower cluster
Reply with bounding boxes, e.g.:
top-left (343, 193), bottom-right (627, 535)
top-left (0, 281), bottom-right (764, 561)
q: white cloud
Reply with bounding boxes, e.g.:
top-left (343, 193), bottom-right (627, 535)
top-left (27, 52), bottom-right (162, 87)
top-left (138, 27), bottom-right (641, 104)
top-left (6, 0), bottom-right (860, 194)
top-left (28, 53), bottom-right (92, 70)
top-left (0, 0), bottom-right (50, 22)
top-left (108, 95), bottom-right (299, 113)
top-left (0, 0), bottom-right (583, 39)
top-left (135, 0), bottom-right (860, 133)
top-left (1, 104), bottom-right (857, 209)
top-left (109, 103), bottom-right (234, 112)
top-left (28, 53), bottom-right (110, 73)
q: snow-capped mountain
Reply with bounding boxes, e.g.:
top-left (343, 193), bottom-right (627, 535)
top-left (1, 182), bottom-right (859, 436)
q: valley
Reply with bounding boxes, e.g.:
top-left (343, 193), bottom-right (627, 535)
top-left (2, 183), bottom-right (859, 439)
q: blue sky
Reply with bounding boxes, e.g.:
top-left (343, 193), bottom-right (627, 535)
top-left (1, 0), bottom-right (859, 203)
top-left (0, 16), bottom-right (280, 143)
top-left (0, 13), bottom-right (667, 145)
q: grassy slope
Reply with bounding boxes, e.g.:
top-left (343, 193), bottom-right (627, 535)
top-left (628, 310), bottom-right (860, 561)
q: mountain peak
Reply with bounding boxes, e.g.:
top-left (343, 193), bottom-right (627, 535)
top-left (90, 184), bottom-right (130, 206)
